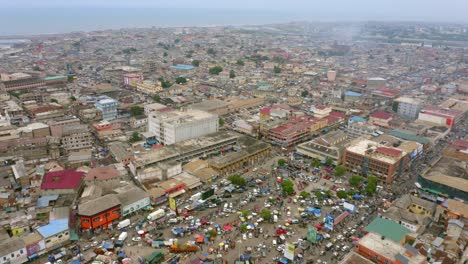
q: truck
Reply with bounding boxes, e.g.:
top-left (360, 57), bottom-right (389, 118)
top-left (145, 251), bottom-right (164, 264)
top-left (273, 215), bottom-right (278, 223)
top-left (117, 219), bottom-right (131, 229)
top-left (118, 231), bottom-right (128, 241)
top-left (147, 209), bottom-right (165, 221)
top-left (169, 244), bottom-right (198, 253)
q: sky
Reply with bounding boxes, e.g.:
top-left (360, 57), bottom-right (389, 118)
top-left (1, 0), bottom-right (468, 24)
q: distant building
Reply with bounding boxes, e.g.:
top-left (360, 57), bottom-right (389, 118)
top-left (417, 106), bottom-right (463, 128)
top-left (78, 194), bottom-right (120, 231)
top-left (369, 111), bottom-right (393, 128)
top-left (346, 122), bottom-right (380, 139)
top-left (327, 70), bottom-right (337, 82)
top-left (296, 130), bottom-right (349, 165)
top-left (95, 96), bottom-right (119, 121)
top-left (367, 77), bottom-right (386, 89)
top-left (393, 97), bottom-right (422, 119)
top-left (148, 108), bottom-right (218, 145)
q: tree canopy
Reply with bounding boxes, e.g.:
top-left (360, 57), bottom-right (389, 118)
top-left (130, 106), bottom-right (144, 116)
top-left (260, 209), bottom-right (272, 220)
top-left (281, 180), bottom-right (294, 195)
top-left (278, 159), bottom-right (286, 167)
top-left (152, 94), bottom-right (161, 103)
top-left (175, 77), bottom-right (187, 84)
top-left (301, 90), bottom-right (309, 97)
top-left (299, 191), bottom-right (310, 199)
top-left (229, 70), bottom-right (236, 79)
top-left (348, 175), bottom-right (364, 187)
top-left (218, 118), bottom-right (225, 126)
top-left (158, 77), bottom-right (172, 88)
top-left (191, 60), bottom-right (200, 67)
top-left (273, 66), bottom-right (282, 74)
top-left (236, 60), bottom-right (245, 66)
top-left (336, 190), bottom-right (347, 199)
top-left (129, 131), bottom-right (142, 143)
top-left (228, 175), bottom-right (247, 187)
top-left (334, 165), bottom-right (347, 177)
top-left (365, 175), bottom-right (378, 196)
top-left (311, 158), bottom-right (321, 168)
top-left (209, 66), bottom-right (223, 75)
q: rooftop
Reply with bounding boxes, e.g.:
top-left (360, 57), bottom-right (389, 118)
top-left (358, 232), bottom-right (425, 264)
top-left (423, 157), bottom-right (468, 193)
top-left (190, 99), bottom-right (229, 112)
top-left (0, 237), bottom-right (26, 256)
top-left (150, 108), bottom-right (217, 124)
top-left (44, 75), bottom-right (66, 81)
top-left (389, 130), bottom-right (430, 145)
top-left (36, 218), bottom-right (69, 238)
top-left (370, 111), bottom-right (393, 120)
top-left (116, 186), bottom-right (150, 206)
top-left (395, 97), bottom-right (422, 105)
top-left (78, 194), bottom-right (120, 216)
top-left (346, 139), bottom-right (406, 164)
top-left (85, 166), bottom-right (120, 181)
top-left (364, 217), bottom-right (410, 243)
top-left (339, 251), bottom-right (374, 264)
top-left (41, 170), bottom-right (84, 190)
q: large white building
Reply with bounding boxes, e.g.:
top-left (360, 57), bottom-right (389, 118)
top-left (148, 108), bottom-right (218, 145)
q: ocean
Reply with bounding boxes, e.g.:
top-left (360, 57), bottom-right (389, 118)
top-left (0, 8), bottom-right (304, 36)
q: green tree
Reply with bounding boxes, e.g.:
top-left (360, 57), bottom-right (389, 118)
top-left (229, 70), bottom-right (236, 79)
top-left (129, 131), bottom-right (142, 143)
top-left (207, 48), bottom-right (216, 55)
top-left (348, 175), bottom-right (364, 187)
top-left (69, 96), bottom-right (77, 101)
top-left (191, 60), bottom-right (200, 67)
top-left (281, 180), bottom-right (294, 195)
top-left (51, 99), bottom-right (58, 103)
top-left (209, 66), bottom-right (223, 75)
top-left (336, 190), bottom-right (347, 199)
top-left (122, 47), bottom-right (137, 54)
top-left (334, 165), bottom-right (347, 177)
top-left (273, 66), bottom-right (282, 74)
top-left (325, 157), bottom-right (334, 167)
top-left (311, 158), bottom-right (321, 168)
top-left (241, 210), bottom-right (249, 217)
top-left (240, 224), bottom-right (248, 233)
top-left (208, 229), bottom-right (217, 237)
top-left (299, 191), bottom-right (310, 199)
top-left (152, 94), bottom-right (161, 103)
top-left (277, 159), bottom-right (286, 167)
top-left (260, 209), bottom-right (272, 220)
top-left (236, 60), bottom-right (245, 66)
top-left (301, 90), bottom-right (309, 97)
top-left (130, 106), bottom-right (144, 116)
top-left (158, 77), bottom-right (172, 88)
top-left (33, 66), bottom-right (40, 71)
top-left (365, 175), bottom-right (378, 196)
top-left (67, 75), bottom-right (75, 83)
top-left (175, 77), bottom-right (187, 84)
top-left (347, 190), bottom-right (356, 196)
top-left (163, 51), bottom-right (168, 57)
top-left (228, 175), bottom-right (247, 187)
top-left (219, 118), bottom-right (225, 126)
top-left (314, 191), bottom-right (324, 201)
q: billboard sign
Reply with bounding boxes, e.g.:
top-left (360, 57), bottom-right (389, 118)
top-left (284, 243), bottom-right (295, 260)
top-left (169, 197), bottom-right (177, 213)
top-left (307, 226), bottom-right (317, 244)
top-left (324, 213), bottom-right (334, 231)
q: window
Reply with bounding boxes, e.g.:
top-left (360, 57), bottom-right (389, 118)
top-left (65, 232), bottom-right (69, 235)
top-left (11, 254), bottom-right (14, 257)
top-left (93, 217), bottom-right (101, 222)
top-left (83, 219), bottom-right (90, 223)
top-left (58, 235), bottom-right (63, 238)
top-left (46, 239), bottom-right (51, 243)
top-left (20, 250), bottom-right (23, 254)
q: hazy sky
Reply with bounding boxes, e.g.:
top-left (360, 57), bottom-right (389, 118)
top-left (1, 0), bottom-right (468, 22)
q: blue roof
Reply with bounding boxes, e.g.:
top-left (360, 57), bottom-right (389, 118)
top-left (36, 195), bottom-right (59, 208)
top-left (44, 75), bottom-right (66, 81)
top-left (345, 91), bottom-right (362, 97)
top-left (389, 130), bottom-right (430, 145)
top-left (169, 64), bottom-right (194, 70)
top-left (350, 116), bottom-right (367, 122)
top-left (37, 218), bottom-right (69, 238)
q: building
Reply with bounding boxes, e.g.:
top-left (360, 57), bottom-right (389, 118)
top-left (367, 77), bottom-right (386, 89)
top-left (339, 252), bottom-right (374, 264)
top-left (369, 111), bottom-right (393, 128)
top-left (190, 99), bottom-right (230, 115)
top-left (312, 105), bottom-right (332, 119)
top-left (0, 237), bottom-right (27, 264)
top-left (40, 170), bottom-right (84, 195)
top-left (267, 116), bottom-right (315, 148)
top-left (84, 166), bottom-right (121, 192)
top-left (148, 108), bottom-right (218, 145)
top-left (108, 142), bottom-right (135, 165)
top-left (21, 232), bottom-right (46, 260)
top-left (36, 218), bottom-right (70, 251)
top-left (296, 130), bottom-right (349, 165)
top-left (356, 232), bottom-right (425, 264)
top-left (346, 122), bottom-right (380, 139)
top-left (417, 106), bottom-right (463, 128)
top-left (327, 70), bottom-right (337, 82)
top-left (136, 80), bottom-right (163, 94)
top-left (208, 137), bottom-right (271, 174)
top-left (343, 139), bottom-right (409, 183)
top-left (78, 194), bottom-right (121, 231)
top-left (95, 96), bottom-right (119, 121)
top-left (381, 194), bottom-right (436, 233)
top-left (158, 178), bottom-right (186, 199)
top-left (116, 186), bottom-right (151, 217)
top-left (130, 131), bottom-right (238, 179)
top-left (123, 73), bottom-right (143, 87)
top-left (393, 97), bottom-right (422, 119)
top-left (60, 124), bottom-right (93, 152)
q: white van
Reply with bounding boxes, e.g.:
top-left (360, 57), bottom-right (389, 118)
top-left (273, 239), bottom-right (277, 246)
top-left (118, 232), bottom-right (128, 241)
top-left (273, 215), bottom-right (278, 223)
top-left (117, 219), bottom-right (131, 229)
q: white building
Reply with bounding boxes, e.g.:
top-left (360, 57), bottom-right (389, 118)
top-left (95, 96), bottom-right (118, 121)
top-left (36, 218), bottom-right (70, 251)
top-left (0, 237), bottom-right (27, 264)
top-left (148, 108), bottom-right (218, 145)
top-left (116, 186), bottom-right (151, 217)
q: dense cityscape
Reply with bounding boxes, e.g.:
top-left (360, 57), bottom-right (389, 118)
top-left (0, 20), bottom-right (467, 264)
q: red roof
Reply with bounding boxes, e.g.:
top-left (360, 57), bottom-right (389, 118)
top-left (329, 111), bottom-right (345, 119)
top-left (85, 167), bottom-right (120, 181)
top-left (370, 111), bottom-right (392, 120)
top-left (376, 147), bottom-right (402, 157)
top-left (41, 170), bottom-right (84, 190)
top-left (323, 115), bottom-right (339, 125)
top-left (260, 107), bottom-right (271, 115)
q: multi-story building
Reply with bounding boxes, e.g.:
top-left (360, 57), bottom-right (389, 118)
top-left (78, 194), bottom-right (121, 231)
top-left (296, 130), bottom-right (349, 165)
top-left (36, 218), bottom-right (70, 251)
top-left (95, 96), bottom-right (119, 121)
top-left (116, 186), bottom-right (151, 217)
top-left (393, 97), bottom-right (422, 119)
top-left (136, 80), bottom-right (163, 95)
top-left (0, 237), bottom-right (27, 264)
top-left (267, 116), bottom-right (315, 148)
top-left (148, 108), bottom-right (218, 145)
top-left (356, 232), bottom-right (425, 264)
top-left (417, 106), bottom-right (463, 128)
top-left (61, 124), bottom-right (93, 152)
top-left (369, 111), bottom-right (393, 128)
top-left (343, 139), bottom-right (409, 183)
top-left (346, 122), bottom-right (380, 139)
top-left (312, 105), bottom-right (332, 119)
